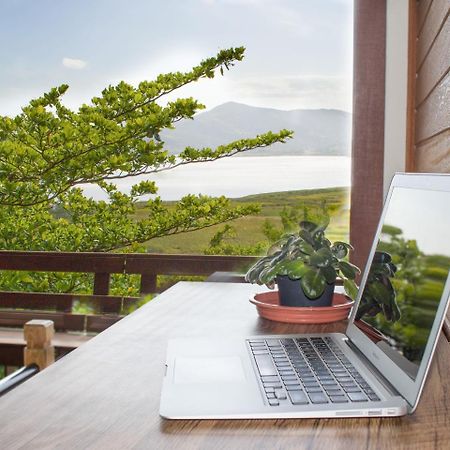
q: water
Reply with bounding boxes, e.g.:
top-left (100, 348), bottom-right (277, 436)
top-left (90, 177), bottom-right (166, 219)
top-left (82, 156), bottom-right (351, 201)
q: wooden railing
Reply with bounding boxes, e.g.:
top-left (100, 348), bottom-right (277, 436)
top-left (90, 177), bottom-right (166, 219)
top-left (0, 251), bottom-right (257, 333)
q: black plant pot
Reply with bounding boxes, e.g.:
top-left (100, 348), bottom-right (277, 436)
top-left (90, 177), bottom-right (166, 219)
top-left (276, 275), bottom-right (335, 307)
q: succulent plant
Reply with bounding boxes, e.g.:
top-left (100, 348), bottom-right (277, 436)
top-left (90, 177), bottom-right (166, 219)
top-left (245, 220), bottom-right (360, 300)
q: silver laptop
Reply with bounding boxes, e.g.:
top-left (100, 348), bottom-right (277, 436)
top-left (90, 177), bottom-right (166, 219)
top-left (160, 173), bottom-right (450, 419)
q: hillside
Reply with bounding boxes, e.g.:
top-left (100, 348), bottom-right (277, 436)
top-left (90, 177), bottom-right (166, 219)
top-left (161, 102), bottom-right (352, 156)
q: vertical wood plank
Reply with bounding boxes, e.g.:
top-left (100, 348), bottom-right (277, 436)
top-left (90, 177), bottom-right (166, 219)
top-left (416, 0), bottom-right (450, 68)
top-left (140, 274), bottom-right (157, 295)
top-left (417, 0), bottom-right (434, 33)
top-left (406, 0), bottom-right (418, 171)
top-left (93, 273), bottom-right (110, 296)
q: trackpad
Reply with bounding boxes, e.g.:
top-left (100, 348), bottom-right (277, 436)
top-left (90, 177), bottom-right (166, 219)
top-left (174, 356), bottom-right (246, 384)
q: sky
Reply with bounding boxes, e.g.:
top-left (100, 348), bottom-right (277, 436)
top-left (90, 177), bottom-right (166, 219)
top-left (383, 187), bottom-right (450, 257)
top-left (0, 0), bottom-right (353, 117)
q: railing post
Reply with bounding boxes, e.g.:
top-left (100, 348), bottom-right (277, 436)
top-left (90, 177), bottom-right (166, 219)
top-left (93, 273), bottom-right (110, 295)
top-left (23, 320), bottom-right (55, 370)
top-left (140, 274), bottom-right (157, 295)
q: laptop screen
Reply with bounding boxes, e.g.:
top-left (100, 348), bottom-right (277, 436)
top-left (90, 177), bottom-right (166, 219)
top-left (354, 186), bottom-right (450, 380)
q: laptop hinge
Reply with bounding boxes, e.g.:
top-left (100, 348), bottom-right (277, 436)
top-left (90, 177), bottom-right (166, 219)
top-left (344, 339), bottom-right (406, 400)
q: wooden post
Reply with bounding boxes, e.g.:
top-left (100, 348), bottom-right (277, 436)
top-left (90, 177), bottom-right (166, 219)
top-left (139, 273), bottom-right (157, 295)
top-left (23, 320), bottom-right (55, 370)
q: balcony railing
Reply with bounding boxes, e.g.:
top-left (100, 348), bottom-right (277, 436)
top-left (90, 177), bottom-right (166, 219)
top-left (0, 250), bottom-right (257, 331)
top-left (0, 251), bottom-right (257, 367)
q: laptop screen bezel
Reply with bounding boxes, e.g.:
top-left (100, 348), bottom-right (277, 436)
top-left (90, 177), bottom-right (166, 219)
top-left (346, 173), bottom-right (450, 410)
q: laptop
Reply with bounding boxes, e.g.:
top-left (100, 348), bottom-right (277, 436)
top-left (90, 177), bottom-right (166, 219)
top-left (160, 173), bottom-right (450, 419)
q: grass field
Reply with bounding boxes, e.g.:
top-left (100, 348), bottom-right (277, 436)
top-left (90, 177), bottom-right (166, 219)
top-left (138, 187), bottom-right (350, 255)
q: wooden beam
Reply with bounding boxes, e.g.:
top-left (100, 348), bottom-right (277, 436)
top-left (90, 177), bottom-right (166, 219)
top-left (350, 0), bottom-right (387, 271)
top-left (406, 0), bottom-right (418, 171)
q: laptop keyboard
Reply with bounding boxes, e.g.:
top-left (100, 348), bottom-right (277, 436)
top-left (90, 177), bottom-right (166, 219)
top-left (248, 337), bottom-right (381, 406)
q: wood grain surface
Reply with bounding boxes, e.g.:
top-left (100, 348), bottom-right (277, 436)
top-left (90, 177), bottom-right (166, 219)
top-left (350, 0), bottom-right (386, 271)
top-left (416, 6), bottom-right (450, 106)
top-left (0, 282), bottom-right (448, 450)
top-left (410, 0), bottom-right (450, 182)
top-left (416, 0), bottom-right (450, 67)
top-left (414, 128), bottom-right (450, 171)
top-left (417, 0), bottom-right (433, 34)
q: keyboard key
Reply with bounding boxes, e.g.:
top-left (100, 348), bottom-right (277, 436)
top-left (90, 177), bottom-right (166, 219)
top-left (308, 392), bottom-right (329, 404)
top-left (273, 358), bottom-right (289, 363)
top-left (279, 370), bottom-right (295, 376)
top-left (300, 376), bottom-right (316, 383)
top-left (268, 399), bottom-right (279, 406)
top-left (329, 395), bottom-right (349, 403)
top-left (363, 388), bottom-right (375, 395)
top-left (305, 387), bottom-right (323, 393)
top-left (266, 392), bottom-right (276, 399)
top-left (336, 376), bottom-right (353, 382)
top-left (250, 344), bottom-right (266, 349)
top-left (284, 380), bottom-right (302, 386)
top-left (288, 390), bottom-right (309, 405)
top-left (254, 354), bottom-right (277, 376)
top-left (281, 376), bottom-right (298, 382)
top-left (321, 380), bottom-right (339, 387)
top-left (347, 392), bottom-right (368, 402)
top-left (343, 386), bottom-right (362, 393)
top-left (266, 339), bottom-right (281, 347)
top-left (261, 375), bottom-right (279, 382)
top-left (275, 362), bottom-right (291, 367)
top-left (325, 389), bottom-right (343, 395)
top-left (286, 384), bottom-right (302, 391)
top-left (263, 382), bottom-right (283, 389)
top-left (275, 390), bottom-right (287, 400)
top-left (303, 381), bottom-right (320, 388)
top-left (368, 393), bottom-right (381, 401)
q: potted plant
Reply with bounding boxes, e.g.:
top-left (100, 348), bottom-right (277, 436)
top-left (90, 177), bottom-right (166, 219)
top-left (245, 220), bottom-right (360, 306)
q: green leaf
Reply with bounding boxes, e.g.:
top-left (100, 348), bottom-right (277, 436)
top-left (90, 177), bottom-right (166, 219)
top-left (298, 240), bottom-right (314, 255)
top-left (300, 270), bottom-right (326, 299)
top-left (366, 282), bottom-right (393, 305)
top-left (309, 247), bottom-right (333, 268)
top-left (281, 260), bottom-right (308, 279)
top-left (338, 261), bottom-right (361, 279)
top-left (344, 279), bottom-right (358, 300)
top-left (321, 266), bottom-right (337, 284)
top-left (331, 241), bottom-right (353, 259)
top-left (259, 266), bottom-right (279, 284)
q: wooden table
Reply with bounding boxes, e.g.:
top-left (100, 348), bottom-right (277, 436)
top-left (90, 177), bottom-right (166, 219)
top-left (0, 282), bottom-right (449, 449)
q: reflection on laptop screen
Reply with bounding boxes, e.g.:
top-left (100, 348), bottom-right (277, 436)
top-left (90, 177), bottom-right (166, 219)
top-left (354, 187), bottom-right (450, 380)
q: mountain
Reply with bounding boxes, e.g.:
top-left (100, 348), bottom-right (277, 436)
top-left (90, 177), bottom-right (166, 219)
top-left (160, 102), bottom-right (352, 156)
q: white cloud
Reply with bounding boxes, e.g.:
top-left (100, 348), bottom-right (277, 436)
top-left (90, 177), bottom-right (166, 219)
top-left (62, 57), bottom-right (87, 70)
top-left (231, 75), bottom-right (353, 112)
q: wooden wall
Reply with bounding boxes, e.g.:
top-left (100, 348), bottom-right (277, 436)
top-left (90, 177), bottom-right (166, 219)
top-left (408, 0), bottom-right (450, 172)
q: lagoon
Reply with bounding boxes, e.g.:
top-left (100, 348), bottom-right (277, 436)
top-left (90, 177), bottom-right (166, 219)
top-left (82, 156), bottom-right (351, 201)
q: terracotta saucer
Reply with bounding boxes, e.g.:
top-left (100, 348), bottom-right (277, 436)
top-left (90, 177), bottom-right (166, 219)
top-left (250, 291), bottom-right (354, 324)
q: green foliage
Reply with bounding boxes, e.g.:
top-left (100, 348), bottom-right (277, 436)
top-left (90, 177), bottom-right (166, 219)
top-left (245, 220), bottom-right (360, 300)
top-left (359, 225), bottom-right (450, 359)
top-left (204, 224), bottom-right (268, 256)
top-left (0, 47), bottom-right (293, 295)
top-left (356, 251), bottom-right (401, 322)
